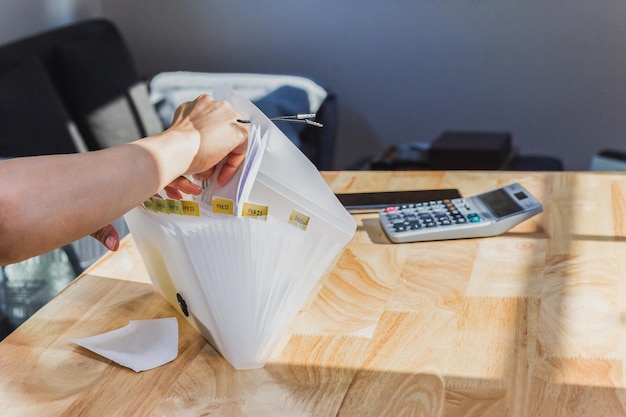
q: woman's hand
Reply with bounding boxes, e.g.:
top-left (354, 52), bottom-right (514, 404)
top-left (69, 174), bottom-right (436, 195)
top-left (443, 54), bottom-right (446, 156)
top-left (168, 94), bottom-right (248, 185)
top-left (88, 94), bottom-right (248, 255)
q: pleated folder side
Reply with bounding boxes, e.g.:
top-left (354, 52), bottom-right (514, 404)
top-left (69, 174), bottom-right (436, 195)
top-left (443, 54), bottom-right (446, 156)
top-left (125, 87), bottom-right (356, 370)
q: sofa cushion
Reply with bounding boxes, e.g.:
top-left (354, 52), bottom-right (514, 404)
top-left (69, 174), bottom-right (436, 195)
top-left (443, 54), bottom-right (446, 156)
top-left (52, 35), bottom-right (163, 149)
top-left (0, 56), bottom-right (86, 157)
top-left (253, 85), bottom-right (310, 148)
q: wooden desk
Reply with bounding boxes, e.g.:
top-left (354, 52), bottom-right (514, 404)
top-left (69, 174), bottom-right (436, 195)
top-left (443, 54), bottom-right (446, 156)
top-left (2, 170), bottom-right (626, 416)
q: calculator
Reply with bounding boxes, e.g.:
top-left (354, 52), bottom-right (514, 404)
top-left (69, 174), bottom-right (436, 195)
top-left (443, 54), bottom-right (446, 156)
top-left (379, 183), bottom-right (543, 243)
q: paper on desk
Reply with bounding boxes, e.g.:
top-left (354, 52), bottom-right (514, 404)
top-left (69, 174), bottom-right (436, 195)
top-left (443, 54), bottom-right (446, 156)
top-left (71, 317), bottom-right (178, 372)
top-left (199, 124), bottom-right (268, 215)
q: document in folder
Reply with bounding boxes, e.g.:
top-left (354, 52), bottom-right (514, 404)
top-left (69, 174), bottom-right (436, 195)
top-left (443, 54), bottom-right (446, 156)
top-left (124, 86), bottom-right (356, 370)
top-left (198, 124), bottom-right (268, 216)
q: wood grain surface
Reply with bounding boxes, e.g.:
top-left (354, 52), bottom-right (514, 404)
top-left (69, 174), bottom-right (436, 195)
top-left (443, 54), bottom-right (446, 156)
top-left (1, 170), bottom-right (626, 416)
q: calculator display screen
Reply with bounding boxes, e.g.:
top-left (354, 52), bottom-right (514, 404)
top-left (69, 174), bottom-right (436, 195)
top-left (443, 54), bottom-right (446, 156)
top-left (478, 189), bottom-right (524, 218)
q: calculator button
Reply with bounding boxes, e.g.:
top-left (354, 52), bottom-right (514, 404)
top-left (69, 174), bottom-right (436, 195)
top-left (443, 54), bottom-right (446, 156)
top-left (393, 223), bottom-right (408, 232)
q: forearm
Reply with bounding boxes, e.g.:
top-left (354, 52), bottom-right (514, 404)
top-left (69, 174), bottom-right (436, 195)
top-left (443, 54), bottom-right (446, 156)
top-left (0, 94), bottom-right (245, 266)
top-left (0, 131), bottom-right (199, 265)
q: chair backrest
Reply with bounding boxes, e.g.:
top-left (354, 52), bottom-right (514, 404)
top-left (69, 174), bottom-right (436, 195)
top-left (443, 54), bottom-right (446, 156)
top-left (590, 149), bottom-right (626, 171)
top-left (0, 19), bottom-right (162, 157)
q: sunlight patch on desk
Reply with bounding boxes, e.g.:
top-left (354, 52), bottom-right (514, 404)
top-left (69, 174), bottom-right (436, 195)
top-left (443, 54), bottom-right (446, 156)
top-left (386, 240), bottom-right (476, 313)
top-left (288, 245), bottom-right (405, 337)
top-left (465, 237), bottom-right (546, 298)
top-left (532, 356), bottom-right (623, 387)
top-left (446, 297), bottom-right (530, 388)
top-left (538, 252), bottom-right (621, 360)
top-left (84, 235), bottom-right (151, 283)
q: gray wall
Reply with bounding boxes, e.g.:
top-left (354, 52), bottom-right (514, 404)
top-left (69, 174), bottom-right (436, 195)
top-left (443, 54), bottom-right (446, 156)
top-left (4, 0), bottom-right (626, 170)
top-left (0, 0), bottom-right (101, 42)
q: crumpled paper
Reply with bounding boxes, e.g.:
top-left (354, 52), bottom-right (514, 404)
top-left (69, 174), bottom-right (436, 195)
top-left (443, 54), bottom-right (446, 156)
top-left (71, 317), bottom-right (178, 372)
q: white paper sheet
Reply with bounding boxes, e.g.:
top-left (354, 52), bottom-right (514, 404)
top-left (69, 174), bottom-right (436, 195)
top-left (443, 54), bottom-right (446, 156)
top-left (71, 317), bottom-right (178, 372)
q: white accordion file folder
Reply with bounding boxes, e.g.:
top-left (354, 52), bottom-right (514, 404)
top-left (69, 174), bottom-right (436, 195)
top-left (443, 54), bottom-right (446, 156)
top-left (124, 86), bottom-right (356, 370)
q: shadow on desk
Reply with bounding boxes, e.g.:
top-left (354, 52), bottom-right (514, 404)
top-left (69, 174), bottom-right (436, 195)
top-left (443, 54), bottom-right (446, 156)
top-left (361, 217), bottom-right (394, 244)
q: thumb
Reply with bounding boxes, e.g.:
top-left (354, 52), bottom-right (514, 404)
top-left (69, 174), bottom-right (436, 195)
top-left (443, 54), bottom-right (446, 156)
top-left (90, 224), bottom-right (120, 251)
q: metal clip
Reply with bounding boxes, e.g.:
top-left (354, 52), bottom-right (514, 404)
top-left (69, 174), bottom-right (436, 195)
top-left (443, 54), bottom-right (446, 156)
top-left (237, 113), bottom-right (323, 128)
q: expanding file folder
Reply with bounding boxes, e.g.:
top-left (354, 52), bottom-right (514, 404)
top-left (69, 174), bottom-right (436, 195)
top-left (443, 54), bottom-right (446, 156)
top-left (124, 86), bottom-right (356, 369)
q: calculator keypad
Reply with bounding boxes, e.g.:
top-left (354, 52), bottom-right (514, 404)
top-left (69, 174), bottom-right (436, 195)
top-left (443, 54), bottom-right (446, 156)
top-left (381, 199), bottom-right (481, 234)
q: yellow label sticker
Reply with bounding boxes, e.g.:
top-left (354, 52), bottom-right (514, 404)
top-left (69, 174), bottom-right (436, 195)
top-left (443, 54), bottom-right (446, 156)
top-left (143, 199), bottom-right (156, 212)
top-left (289, 209), bottom-right (310, 230)
top-left (167, 199), bottom-right (183, 215)
top-left (242, 202), bottom-right (269, 218)
top-left (212, 197), bottom-right (234, 215)
top-left (182, 200), bottom-right (200, 217)
top-left (153, 198), bottom-right (168, 213)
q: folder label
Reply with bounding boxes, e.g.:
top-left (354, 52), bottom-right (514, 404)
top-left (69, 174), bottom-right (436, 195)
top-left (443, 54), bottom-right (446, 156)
top-left (182, 200), bottom-right (200, 217)
top-left (289, 209), bottom-right (310, 230)
top-left (167, 199), bottom-right (183, 215)
top-left (212, 197), bottom-right (235, 215)
top-left (143, 199), bottom-right (156, 212)
top-left (153, 198), bottom-right (168, 213)
top-left (242, 202), bottom-right (269, 218)
top-left (143, 198), bottom-right (200, 217)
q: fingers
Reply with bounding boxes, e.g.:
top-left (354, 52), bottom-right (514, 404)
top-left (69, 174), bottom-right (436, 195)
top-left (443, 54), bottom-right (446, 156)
top-left (191, 167), bottom-right (215, 182)
top-left (193, 122), bottom-right (247, 186)
top-left (216, 142), bottom-right (248, 185)
top-left (171, 94), bottom-right (206, 124)
top-left (90, 224), bottom-right (120, 252)
top-left (214, 120), bottom-right (249, 185)
top-left (164, 176), bottom-right (202, 199)
top-left (170, 93), bottom-right (249, 186)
